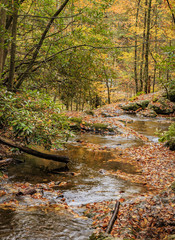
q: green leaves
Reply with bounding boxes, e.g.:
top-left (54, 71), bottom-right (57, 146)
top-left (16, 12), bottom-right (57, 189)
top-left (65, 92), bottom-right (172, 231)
top-left (0, 89), bottom-right (70, 149)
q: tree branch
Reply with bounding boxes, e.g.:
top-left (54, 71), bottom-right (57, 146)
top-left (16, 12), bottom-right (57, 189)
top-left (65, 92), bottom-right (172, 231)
top-left (15, 0), bottom-right (70, 89)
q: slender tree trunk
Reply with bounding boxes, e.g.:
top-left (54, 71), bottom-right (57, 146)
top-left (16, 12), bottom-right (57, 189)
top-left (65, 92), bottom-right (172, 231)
top-left (144, 0), bottom-right (152, 93)
top-left (0, 0), bottom-right (7, 81)
top-left (165, 0), bottom-right (175, 24)
top-left (8, 0), bottom-right (18, 91)
top-left (134, 0), bottom-right (141, 93)
top-left (153, 4), bottom-right (158, 92)
top-left (139, 0), bottom-right (147, 92)
top-left (103, 66), bottom-right (111, 104)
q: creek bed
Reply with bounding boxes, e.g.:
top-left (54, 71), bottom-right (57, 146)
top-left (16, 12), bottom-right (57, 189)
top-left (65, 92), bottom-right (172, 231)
top-left (0, 114), bottom-right (172, 240)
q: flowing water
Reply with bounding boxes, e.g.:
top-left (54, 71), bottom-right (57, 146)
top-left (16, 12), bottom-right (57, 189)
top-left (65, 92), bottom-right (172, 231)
top-left (0, 114), bottom-right (172, 239)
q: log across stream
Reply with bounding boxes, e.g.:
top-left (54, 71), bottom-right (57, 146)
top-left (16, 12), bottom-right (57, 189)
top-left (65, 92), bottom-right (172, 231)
top-left (0, 136), bottom-right (69, 163)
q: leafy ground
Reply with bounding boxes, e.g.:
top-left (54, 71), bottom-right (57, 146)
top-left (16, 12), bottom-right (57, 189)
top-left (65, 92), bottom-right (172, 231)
top-left (84, 143), bottom-right (175, 239)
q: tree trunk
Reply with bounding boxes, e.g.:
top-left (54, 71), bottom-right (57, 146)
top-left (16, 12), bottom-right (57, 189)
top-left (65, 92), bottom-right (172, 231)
top-left (134, 0), bottom-right (141, 93)
top-left (144, 0), bottom-right (152, 93)
top-left (139, 0), bottom-right (147, 92)
top-left (153, 5), bottom-right (158, 92)
top-left (165, 0), bottom-right (175, 24)
top-left (0, 136), bottom-right (69, 163)
top-left (8, 0), bottom-right (18, 91)
top-left (0, 0), bottom-right (7, 81)
top-left (103, 66), bottom-right (111, 104)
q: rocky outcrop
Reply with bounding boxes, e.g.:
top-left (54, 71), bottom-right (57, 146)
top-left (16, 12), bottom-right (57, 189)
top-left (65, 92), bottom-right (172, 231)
top-left (121, 100), bottom-right (150, 112)
top-left (121, 96), bottom-right (175, 117)
top-left (148, 98), bottom-right (175, 115)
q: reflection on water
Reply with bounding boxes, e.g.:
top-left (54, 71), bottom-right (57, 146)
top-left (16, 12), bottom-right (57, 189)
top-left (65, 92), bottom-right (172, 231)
top-left (0, 208), bottom-right (92, 240)
top-left (126, 117), bottom-right (170, 142)
top-left (76, 133), bottom-right (143, 148)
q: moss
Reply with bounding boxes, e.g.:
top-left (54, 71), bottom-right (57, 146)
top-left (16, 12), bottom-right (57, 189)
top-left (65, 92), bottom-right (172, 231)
top-left (148, 99), bottom-right (175, 114)
top-left (137, 100), bottom-right (150, 109)
top-left (121, 102), bottom-right (140, 111)
top-left (85, 110), bottom-right (95, 116)
top-left (171, 182), bottom-right (175, 192)
top-left (93, 123), bottom-right (108, 130)
top-left (69, 117), bottom-right (82, 124)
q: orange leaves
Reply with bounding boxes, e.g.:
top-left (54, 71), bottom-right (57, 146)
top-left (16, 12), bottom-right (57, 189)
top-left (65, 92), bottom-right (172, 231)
top-left (0, 190), bottom-right (6, 197)
top-left (119, 198), bottom-right (125, 203)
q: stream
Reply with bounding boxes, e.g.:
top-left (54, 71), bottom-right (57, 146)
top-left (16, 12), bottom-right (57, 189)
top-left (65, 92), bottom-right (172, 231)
top-left (0, 114), bottom-right (172, 239)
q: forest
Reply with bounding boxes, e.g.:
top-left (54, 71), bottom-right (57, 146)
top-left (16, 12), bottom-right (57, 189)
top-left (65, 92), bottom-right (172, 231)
top-left (0, 0), bottom-right (175, 239)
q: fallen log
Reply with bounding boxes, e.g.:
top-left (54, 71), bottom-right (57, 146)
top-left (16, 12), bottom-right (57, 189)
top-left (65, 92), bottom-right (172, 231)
top-left (106, 200), bottom-right (120, 234)
top-left (0, 136), bottom-right (69, 163)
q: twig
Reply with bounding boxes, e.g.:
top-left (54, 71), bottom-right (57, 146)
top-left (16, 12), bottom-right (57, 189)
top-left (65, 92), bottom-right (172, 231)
top-left (106, 200), bottom-right (120, 234)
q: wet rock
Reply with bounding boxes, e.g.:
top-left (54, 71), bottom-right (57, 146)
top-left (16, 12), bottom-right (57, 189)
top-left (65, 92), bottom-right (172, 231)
top-left (137, 109), bottom-right (157, 118)
top-left (101, 112), bottom-right (113, 117)
top-left (99, 169), bottom-right (106, 174)
top-left (16, 188), bottom-right (37, 196)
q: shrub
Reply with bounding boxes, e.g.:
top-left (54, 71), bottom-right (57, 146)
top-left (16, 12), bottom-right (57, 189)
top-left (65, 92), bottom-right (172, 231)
top-left (158, 123), bottom-right (175, 150)
top-left (0, 89), bottom-right (70, 149)
top-left (69, 117), bottom-right (82, 123)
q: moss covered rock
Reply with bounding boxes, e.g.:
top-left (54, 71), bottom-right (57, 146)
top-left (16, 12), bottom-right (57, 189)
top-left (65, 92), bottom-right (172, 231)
top-left (148, 98), bottom-right (175, 114)
top-left (137, 109), bottom-right (157, 118)
top-left (137, 100), bottom-right (150, 109)
top-left (121, 100), bottom-right (150, 112)
top-left (121, 102), bottom-right (141, 111)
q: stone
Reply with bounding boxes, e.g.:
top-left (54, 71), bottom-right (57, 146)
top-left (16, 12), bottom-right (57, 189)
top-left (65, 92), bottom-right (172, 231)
top-left (137, 109), bottom-right (157, 118)
top-left (137, 100), bottom-right (150, 109)
top-left (148, 98), bottom-right (175, 114)
top-left (121, 102), bottom-right (141, 111)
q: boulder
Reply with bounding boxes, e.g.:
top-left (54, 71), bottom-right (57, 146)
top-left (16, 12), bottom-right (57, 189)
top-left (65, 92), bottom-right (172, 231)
top-left (121, 100), bottom-right (150, 112)
top-left (148, 98), bottom-right (175, 114)
top-left (137, 109), bottom-right (157, 118)
top-left (121, 102), bottom-right (141, 111)
top-left (136, 100), bottom-right (150, 109)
